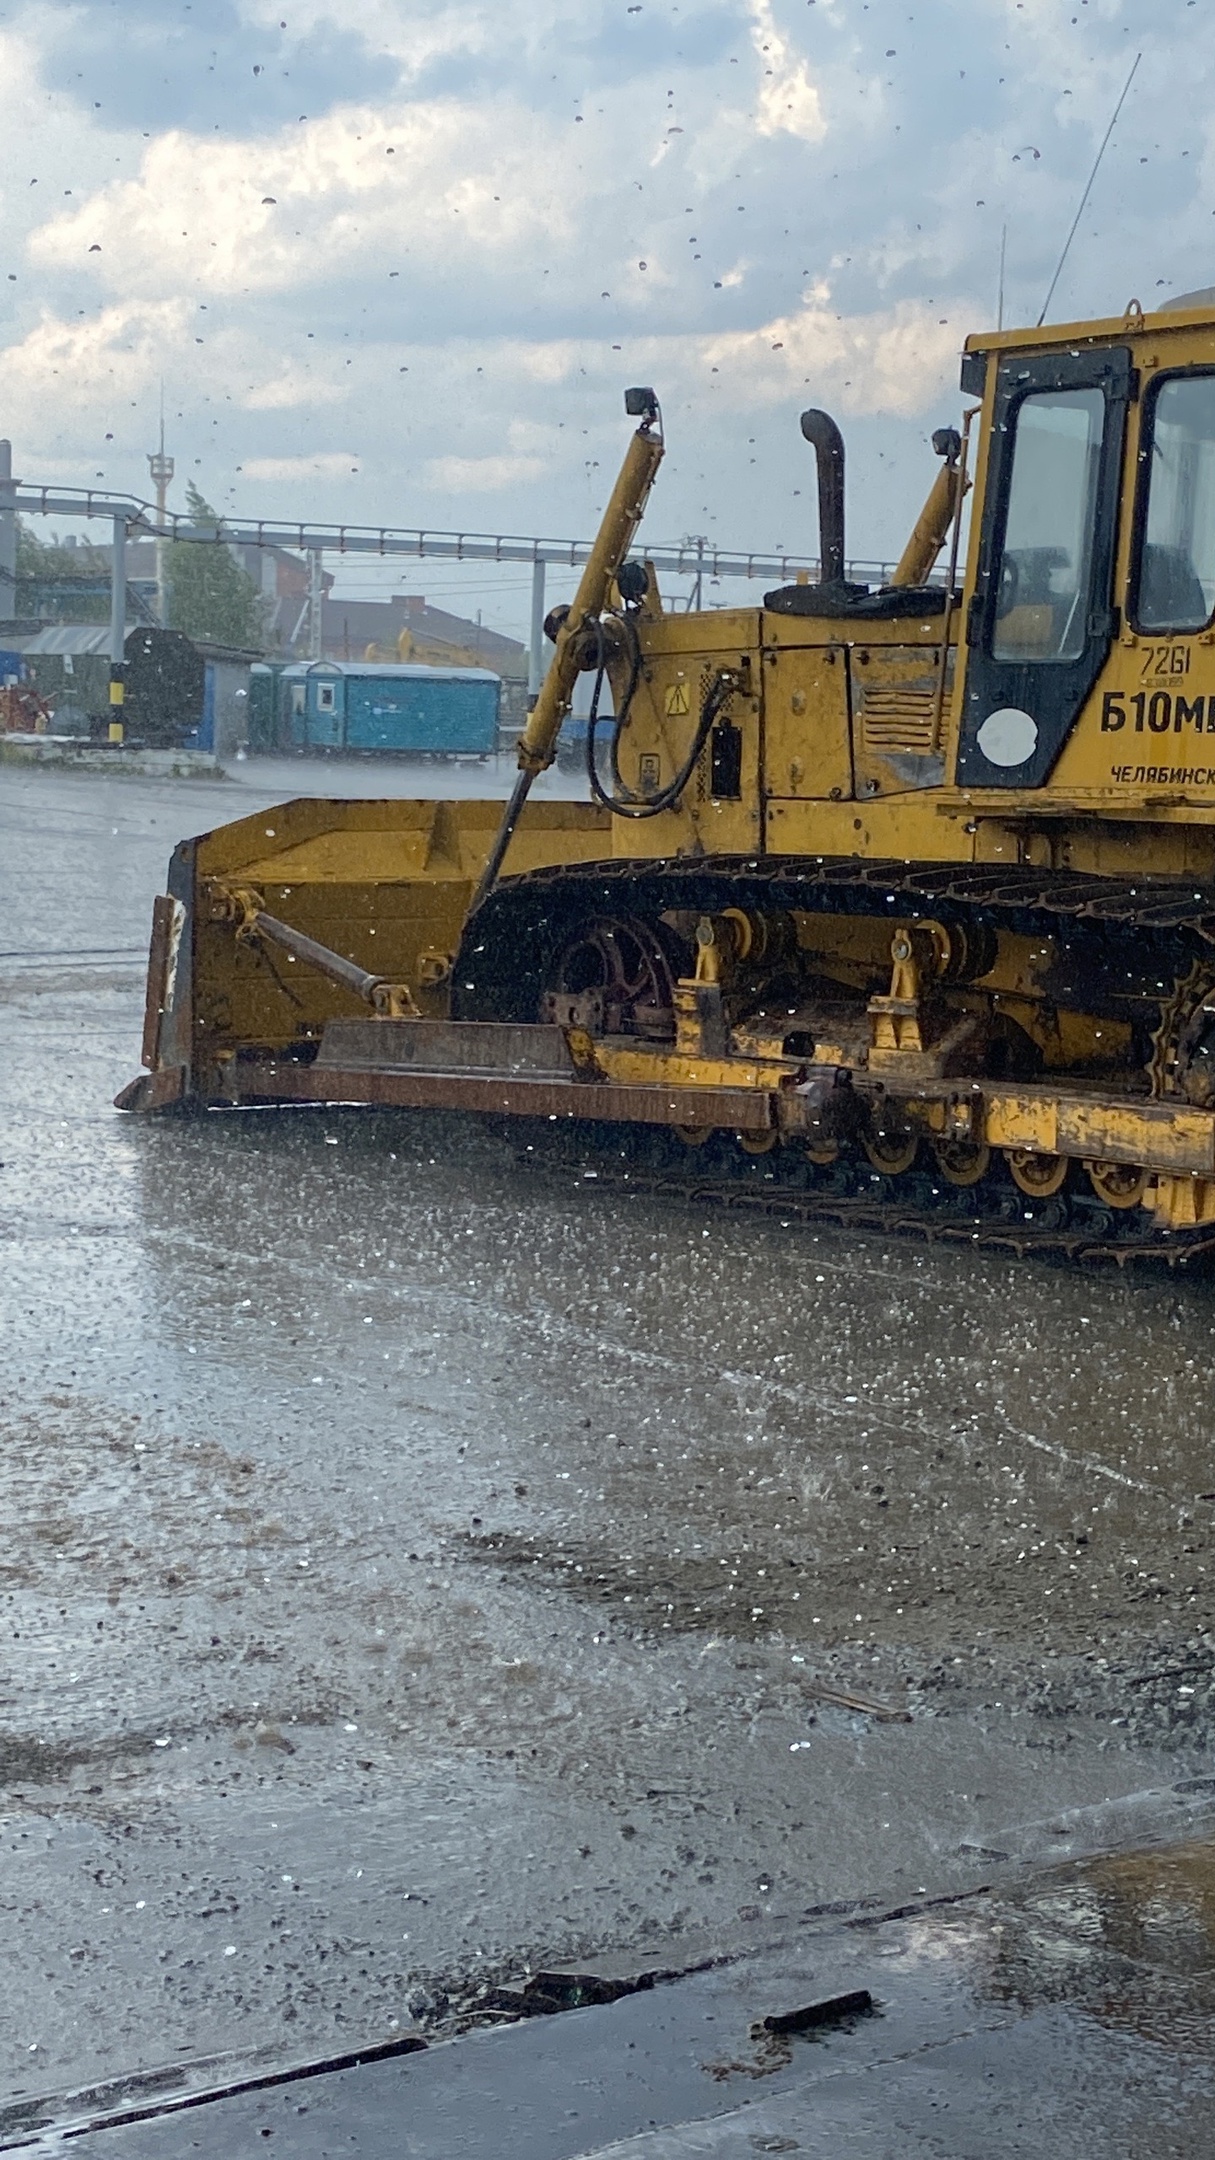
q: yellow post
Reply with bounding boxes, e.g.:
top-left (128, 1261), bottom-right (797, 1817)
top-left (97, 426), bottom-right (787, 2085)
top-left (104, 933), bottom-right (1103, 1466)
top-left (108, 666), bottom-right (125, 745)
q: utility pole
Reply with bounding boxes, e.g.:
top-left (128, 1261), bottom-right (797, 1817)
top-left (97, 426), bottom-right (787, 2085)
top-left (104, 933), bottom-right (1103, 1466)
top-left (308, 550), bottom-right (323, 660)
top-left (147, 395), bottom-right (174, 626)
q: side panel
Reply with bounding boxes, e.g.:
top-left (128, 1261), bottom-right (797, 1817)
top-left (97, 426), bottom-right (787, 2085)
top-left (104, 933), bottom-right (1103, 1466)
top-left (1045, 634), bottom-right (1215, 798)
top-left (344, 678), bottom-right (499, 755)
top-left (760, 637), bottom-right (853, 802)
top-left (606, 610), bottom-right (765, 858)
top-left (764, 790), bottom-right (974, 863)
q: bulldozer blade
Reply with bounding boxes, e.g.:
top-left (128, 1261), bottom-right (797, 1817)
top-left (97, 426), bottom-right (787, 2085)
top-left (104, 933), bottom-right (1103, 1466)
top-left (117, 793), bottom-right (611, 1112)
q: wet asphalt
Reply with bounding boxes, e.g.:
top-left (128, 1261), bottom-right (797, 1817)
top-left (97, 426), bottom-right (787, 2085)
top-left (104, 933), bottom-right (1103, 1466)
top-left (32, 1837), bottom-right (1215, 2158)
top-left (3, 754), bottom-right (1215, 2121)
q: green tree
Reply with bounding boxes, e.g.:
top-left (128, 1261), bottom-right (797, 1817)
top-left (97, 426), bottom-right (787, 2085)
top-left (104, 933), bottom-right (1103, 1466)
top-left (14, 521), bottom-right (113, 622)
top-left (164, 484), bottom-right (265, 651)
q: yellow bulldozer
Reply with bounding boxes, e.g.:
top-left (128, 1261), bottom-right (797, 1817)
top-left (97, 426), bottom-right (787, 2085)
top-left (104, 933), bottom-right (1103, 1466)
top-left (119, 294), bottom-right (1215, 1262)
top-left (359, 627), bottom-right (495, 672)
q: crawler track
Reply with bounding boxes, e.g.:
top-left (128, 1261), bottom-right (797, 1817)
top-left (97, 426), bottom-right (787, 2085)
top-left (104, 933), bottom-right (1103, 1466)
top-left (515, 1119), bottom-right (1215, 1269)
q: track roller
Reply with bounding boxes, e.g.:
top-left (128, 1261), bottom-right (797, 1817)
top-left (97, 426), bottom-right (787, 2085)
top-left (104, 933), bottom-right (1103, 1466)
top-left (1005, 1149), bottom-right (1069, 1198)
top-left (932, 1138), bottom-right (991, 1187)
top-left (804, 1138), bottom-right (841, 1167)
top-left (863, 1126), bottom-right (919, 1176)
top-left (1085, 1160), bottom-right (1148, 1209)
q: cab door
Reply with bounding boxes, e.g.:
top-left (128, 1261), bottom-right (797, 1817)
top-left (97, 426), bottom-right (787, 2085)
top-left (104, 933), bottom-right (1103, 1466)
top-left (957, 346), bottom-right (1133, 788)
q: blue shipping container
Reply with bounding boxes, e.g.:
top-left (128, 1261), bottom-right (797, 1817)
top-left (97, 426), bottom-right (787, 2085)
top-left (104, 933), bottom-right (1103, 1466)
top-left (281, 662), bottom-right (499, 756)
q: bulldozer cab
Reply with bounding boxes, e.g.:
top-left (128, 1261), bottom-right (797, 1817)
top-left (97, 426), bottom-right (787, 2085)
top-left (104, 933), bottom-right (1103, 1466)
top-left (953, 301), bottom-right (1215, 804)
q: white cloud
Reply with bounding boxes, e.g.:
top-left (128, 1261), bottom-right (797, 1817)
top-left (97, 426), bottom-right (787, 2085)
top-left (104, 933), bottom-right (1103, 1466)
top-left (750, 0), bottom-right (827, 143)
top-left (242, 371), bottom-right (344, 410)
top-left (0, 299), bottom-right (191, 417)
top-left (26, 99), bottom-right (576, 300)
top-left (422, 453), bottom-right (548, 492)
top-left (241, 452), bottom-right (362, 480)
top-left (699, 296), bottom-right (963, 416)
top-left (238, 0), bottom-right (497, 81)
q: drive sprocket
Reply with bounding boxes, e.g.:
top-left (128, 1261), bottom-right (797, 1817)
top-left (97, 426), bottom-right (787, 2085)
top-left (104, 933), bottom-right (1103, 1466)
top-left (1149, 962), bottom-right (1215, 1105)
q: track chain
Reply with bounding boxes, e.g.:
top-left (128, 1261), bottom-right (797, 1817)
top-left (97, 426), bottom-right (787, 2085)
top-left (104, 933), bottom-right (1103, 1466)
top-left (478, 853), bottom-right (1215, 939)
top-left (523, 1126), bottom-right (1215, 1270)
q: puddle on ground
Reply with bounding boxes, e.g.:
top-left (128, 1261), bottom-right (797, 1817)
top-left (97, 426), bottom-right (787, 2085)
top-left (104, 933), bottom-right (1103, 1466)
top-left (981, 1836), bottom-right (1215, 2054)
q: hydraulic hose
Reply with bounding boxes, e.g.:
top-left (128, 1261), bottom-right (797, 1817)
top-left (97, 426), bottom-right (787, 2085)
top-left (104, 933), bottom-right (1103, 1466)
top-left (585, 616), bottom-right (735, 819)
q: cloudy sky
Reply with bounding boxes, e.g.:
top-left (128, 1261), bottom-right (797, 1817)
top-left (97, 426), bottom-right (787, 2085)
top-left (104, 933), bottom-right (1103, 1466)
top-left (0, 0), bottom-right (1208, 632)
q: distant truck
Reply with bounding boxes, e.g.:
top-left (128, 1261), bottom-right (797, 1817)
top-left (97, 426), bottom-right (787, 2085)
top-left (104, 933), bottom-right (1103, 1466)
top-left (279, 660), bottom-right (500, 759)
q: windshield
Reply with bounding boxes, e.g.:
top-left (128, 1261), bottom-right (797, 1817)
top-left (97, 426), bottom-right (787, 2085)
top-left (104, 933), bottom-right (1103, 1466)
top-left (1137, 373), bottom-right (1215, 632)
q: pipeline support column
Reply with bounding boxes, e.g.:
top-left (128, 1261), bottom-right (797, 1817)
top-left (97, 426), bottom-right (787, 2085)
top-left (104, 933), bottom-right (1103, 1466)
top-left (108, 512), bottom-right (127, 743)
top-left (0, 441), bottom-right (16, 618)
top-left (527, 556), bottom-right (546, 705)
top-left (308, 550), bottom-right (323, 662)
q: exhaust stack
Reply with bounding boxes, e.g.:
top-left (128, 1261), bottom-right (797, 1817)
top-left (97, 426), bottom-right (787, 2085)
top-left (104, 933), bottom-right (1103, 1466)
top-left (799, 408), bottom-right (846, 586)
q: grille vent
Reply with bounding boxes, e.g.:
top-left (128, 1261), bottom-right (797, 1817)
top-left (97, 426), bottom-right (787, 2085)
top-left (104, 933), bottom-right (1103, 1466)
top-left (859, 687), bottom-right (938, 753)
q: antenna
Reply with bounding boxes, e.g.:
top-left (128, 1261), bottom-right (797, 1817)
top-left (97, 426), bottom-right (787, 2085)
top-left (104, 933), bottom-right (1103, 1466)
top-left (997, 223), bottom-right (1007, 332)
top-left (1037, 51), bottom-right (1141, 328)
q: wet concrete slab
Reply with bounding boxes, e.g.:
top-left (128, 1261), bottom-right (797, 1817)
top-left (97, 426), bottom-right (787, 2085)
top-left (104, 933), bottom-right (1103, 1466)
top-left (3, 763), bottom-right (1215, 2114)
top-left (16, 1837), bottom-right (1215, 2157)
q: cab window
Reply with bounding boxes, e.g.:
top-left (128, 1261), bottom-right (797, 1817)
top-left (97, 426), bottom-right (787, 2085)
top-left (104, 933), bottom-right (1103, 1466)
top-left (991, 386), bottom-right (1105, 663)
top-left (1135, 373), bottom-right (1215, 633)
